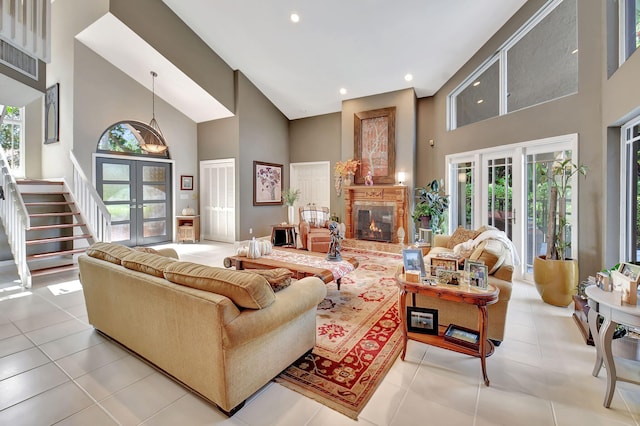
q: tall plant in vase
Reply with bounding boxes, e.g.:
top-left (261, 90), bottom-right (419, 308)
top-left (533, 158), bottom-right (587, 306)
top-left (283, 188), bottom-right (300, 224)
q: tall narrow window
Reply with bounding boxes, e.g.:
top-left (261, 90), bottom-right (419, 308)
top-left (0, 105), bottom-right (25, 177)
top-left (450, 161), bottom-right (475, 229)
top-left (623, 118), bottom-right (640, 262)
top-left (620, 0), bottom-right (640, 64)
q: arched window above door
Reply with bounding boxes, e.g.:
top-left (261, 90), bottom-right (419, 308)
top-left (96, 120), bottom-right (169, 158)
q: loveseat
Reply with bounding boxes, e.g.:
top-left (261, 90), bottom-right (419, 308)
top-left (410, 226), bottom-right (516, 342)
top-left (298, 205), bottom-right (331, 252)
top-left (78, 242), bottom-right (326, 416)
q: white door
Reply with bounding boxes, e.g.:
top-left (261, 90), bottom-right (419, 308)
top-left (290, 161), bottom-right (331, 223)
top-left (200, 159), bottom-right (235, 242)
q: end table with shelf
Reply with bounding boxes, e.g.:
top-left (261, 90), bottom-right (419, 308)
top-left (176, 215), bottom-right (200, 243)
top-left (271, 224), bottom-right (297, 247)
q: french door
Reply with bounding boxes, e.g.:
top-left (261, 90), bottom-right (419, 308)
top-left (96, 157), bottom-right (172, 246)
top-left (200, 159), bottom-right (235, 242)
top-left (447, 134), bottom-right (578, 280)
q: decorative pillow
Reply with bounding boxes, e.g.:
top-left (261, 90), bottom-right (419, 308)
top-left (245, 268), bottom-right (293, 292)
top-left (134, 246), bottom-right (159, 254)
top-left (447, 227), bottom-right (480, 249)
top-left (163, 262), bottom-right (275, 309)
top-left (86, 242), bottom-right (133, 265)
top-left (121, 251), bottom-right (178, 278)
top-left (469, 240), bottom-right (507, 274)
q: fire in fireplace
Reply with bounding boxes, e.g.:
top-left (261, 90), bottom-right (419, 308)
top-left (354, 205), bottom-right (394, 243)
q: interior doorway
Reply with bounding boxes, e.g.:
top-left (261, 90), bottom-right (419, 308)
top-left (290, 161), bottom-right (331, 223)
top-left (200, 159), bottom-right (236, 242)
top-left (95, 157), bottom-right (173, 246)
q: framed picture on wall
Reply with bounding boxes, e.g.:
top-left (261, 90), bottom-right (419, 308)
top-left (253, 161), bottom-right (283, 206)
top-left (180, 175), bottom-right (193, 190)
top-left (354, 106), bottom-right (396, 184)
top-left (44, 83), bottom-right (59, 144)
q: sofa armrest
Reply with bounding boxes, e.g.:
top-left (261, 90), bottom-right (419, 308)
top-left (433, 235), bottom-right (450, 248)
top-left (299, 221), bottom-right (310, 249)
top-left (224, 276), bottom-right (327, 345)
top-left (156, 248), bottom-right (179, 259)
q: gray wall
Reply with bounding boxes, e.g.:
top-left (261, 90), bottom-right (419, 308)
top-left (289, 112), bottom-right (342, 214)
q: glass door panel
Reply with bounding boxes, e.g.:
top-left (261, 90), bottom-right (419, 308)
top-left (486, 157), bottom-right (513, 239)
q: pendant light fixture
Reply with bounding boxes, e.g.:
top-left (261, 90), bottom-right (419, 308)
top-left (140, 70), bottom-right (168, 154)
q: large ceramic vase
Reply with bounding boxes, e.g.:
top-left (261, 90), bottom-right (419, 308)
top-left (287, 205), bottom-right (295, 224)
top-left (533, 256), bottom-right (579, 307)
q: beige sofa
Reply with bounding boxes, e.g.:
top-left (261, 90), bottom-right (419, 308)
top-left (409, 227), bottom-right (515, 342)
top-left (78, 243), bottom-right (326, 416)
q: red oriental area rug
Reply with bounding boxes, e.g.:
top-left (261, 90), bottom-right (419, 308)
top-left (275, 248), bottom-right (403, 419)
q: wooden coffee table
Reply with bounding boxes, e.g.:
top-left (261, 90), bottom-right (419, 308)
top-left (396, 273), bottom-right (499, 386)
top-left (223, 248), bottom-right (358, 290)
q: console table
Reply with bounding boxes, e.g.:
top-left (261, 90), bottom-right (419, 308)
top-left (586, 285), bottom-right (640, 407)
top-left (396, 273), bottom-right (499, 386)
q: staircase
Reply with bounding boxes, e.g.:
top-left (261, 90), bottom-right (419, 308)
top-left (18, 179), bottom-right (95, 278)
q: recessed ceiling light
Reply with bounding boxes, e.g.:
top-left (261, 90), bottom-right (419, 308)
top-left (339, 88), bottom-right (347, 95)
top-left (473, 81), bottom-right (480, 87)
top-left (404, 74), bottom-right (413, 82)
top-left (477, 99), bottom-right (484, 104)
top-left (290, 13), bottom-right (300, 23)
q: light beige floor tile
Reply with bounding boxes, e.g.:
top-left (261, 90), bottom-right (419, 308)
top-left (475, 385), bottom-right (555, 426)
top-left (65, 303), bottom-right (88, 319)
top-left (56, 341), bottom-right (128, 378)
top-left (99, 372), bottom-right (188, 425)
top-left (0, 381), bottom-right (93, 425)
top-left (75, 355), bottom-right (155, 401)
top-left (234, 382), bottom-right (323, 426)
top-left (0, 362), bottom-right (69, 410)
top-left (407, 363), bottom-right (479, 415)
top-left (0, 322), bottom-right (21, 340)
top-left (0, 347), bottom-right (50, 380)
top-left (38, 327), bottom-right (105, 360)
top-left (56, 404), bottom-right (119, 426)
top-left (308, 405), bottom-right (374, 425)
top-left (379, 354), bottom-right (421, 390)
top-left (142, 393), bottom-right (243, 425)
top-left (390, 391), bottom-right (475, 426)
top-left (24, 317), bottom-right (91, 345)
top-left (12, 307), bottom-right (75, 333)
top-left (0, 334), bottom-right (34, 358)
top-left (553, 400), bottom-right (636, 426)
top-left (358, 380), bottom-right (406, 425)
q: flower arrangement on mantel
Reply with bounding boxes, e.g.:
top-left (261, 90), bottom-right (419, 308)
top-left (334, 159), bottom-right (360, 196)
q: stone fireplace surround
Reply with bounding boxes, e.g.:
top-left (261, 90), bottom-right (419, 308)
top-left (344, 185), bottom-right (408, 244)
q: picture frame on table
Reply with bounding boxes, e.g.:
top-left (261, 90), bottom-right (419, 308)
top-left (595, 271), bottom-right (611, 291)
top-left (354, 107), bottom-right (396, 184)
top-left (180, 175), bottom-right (193, 190)
top-left (444, 324), bottom-right (480, 350)
top-left (407, 307), bottom-right (438, 335)
top-left (253, 161), bottom-right (283, 206)
top-left (436, 268), bottom-right (461, 285)
top-left (402, 249), bottom-right (426, 278)
top-left (430, 256), bottom-right (459, 275)
top-left (618, 262), bottom-right (640, 283)
top-left (465, 260), bottom-right (488, 289)
top-left (611, 269), bottom-right (638, 305)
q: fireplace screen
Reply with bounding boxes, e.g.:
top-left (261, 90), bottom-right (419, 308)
top-left (353, 204), bottom-right (395, 243)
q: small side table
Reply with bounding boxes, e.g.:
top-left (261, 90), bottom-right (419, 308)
top-left (176, 215), bottom-right (200, 243)
top-left (271, 224), bottom-right (297, 247)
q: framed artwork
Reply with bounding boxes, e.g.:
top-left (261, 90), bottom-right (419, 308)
top-left (402, 248), bottom-right (425, 277)
top-left (436, 268), bottom-right (461, 285)
top-left (444, 324), bottom-right (480, 350)
top-left (253, 161), bottom-right (283, 206)
top-left (430, 256), bottom-right (459, 275)
top-left (407, 307), bottom-right (438, 335)
top-left (180, 175), bottom-right (193, 190)
top-left (618, 262), bottom-right (640, 283)
top-left (44, 83), bottom-right (59, 144)
top-left (595, 271), bottom-right (611, 291)
top-left (354, 106), bottom-right (396, 184)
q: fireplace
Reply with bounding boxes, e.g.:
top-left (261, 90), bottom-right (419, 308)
top-left (354, 204), bottom-right (394, 242)
top-left (344, 185), bottom-right (408, 244)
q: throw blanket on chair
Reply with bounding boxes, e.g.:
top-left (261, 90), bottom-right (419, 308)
top-left (454, 229), bottom-right (521, 266)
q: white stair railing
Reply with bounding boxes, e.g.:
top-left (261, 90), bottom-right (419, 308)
top-left (69, 151), bottom-right (111, 242)
top-left (0, 149), bottom-right (31, 288)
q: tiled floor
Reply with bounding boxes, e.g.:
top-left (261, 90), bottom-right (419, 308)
top-left (1, 241), bottom-right (639, 425)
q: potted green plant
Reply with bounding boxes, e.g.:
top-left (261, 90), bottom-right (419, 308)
top-left (411, 179), bottom-right (449, 234)
top-left (283, 188), bottom-right (300, 224)
top-left (533, 159), bottom-right (588, 306)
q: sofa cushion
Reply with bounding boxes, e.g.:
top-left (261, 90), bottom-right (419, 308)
top-left (447, 227), bottom-right (480, 249)
top-left (164, 262), bottom-right (276, 309)
top-left (121, 251), bottom-right (179, 278)
top-left (245, 268), bottom-right (293, 292)
top-left (86, 242), bottom-right (133, 265)
top-left (469, 240), bottom-right (507, 274)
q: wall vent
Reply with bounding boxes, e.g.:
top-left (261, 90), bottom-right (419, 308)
top-left (0, 38), bottom-right (38, 80)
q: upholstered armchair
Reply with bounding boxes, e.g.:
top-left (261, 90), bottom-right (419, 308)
top-left (298, 206), bottom-right (331, 252)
